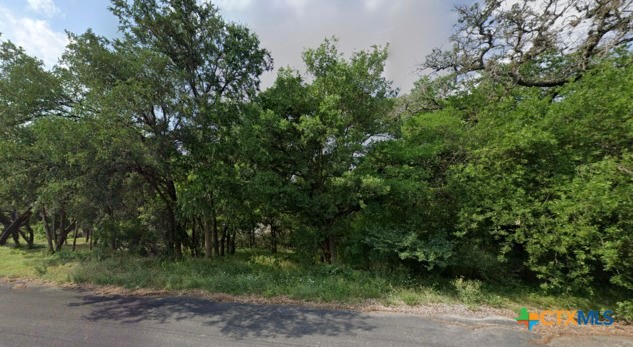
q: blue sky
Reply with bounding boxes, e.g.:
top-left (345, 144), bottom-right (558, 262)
top-left (0, 0), bottom-right (465, 92)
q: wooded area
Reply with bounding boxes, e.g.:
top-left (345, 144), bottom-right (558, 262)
top-left (0, 0), bottom-right (631, 307)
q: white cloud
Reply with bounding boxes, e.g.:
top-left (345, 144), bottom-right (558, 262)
top-left (363, 0), bottom-right (384, 12)
top-left (276, 0), bottom-right (309, 15)
top-left (149, 0), bottom-right (457, 92)
top-left (211, 0), bottom-right (254, 12)
top-left (282, 0), bottom-right (309, 9)
top-left (26, 0), bottom-right (61, 17)
top-left (0, 7), bottom-right (68, 67)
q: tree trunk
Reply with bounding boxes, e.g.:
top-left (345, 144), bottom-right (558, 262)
top-left (0, 212), bottom-right (10, 229)
top-left (9, 211), bottom-right (21, 246)
top-left (249, 229), bottom-right (254, 248)
top-left (55, 220), bottom-right (77, 252)
top-left (195, 219), bottom-right (201, 257)
top-left (51, 213), bottom-right (58, 247)
top-left (174, 230), bottom-right (183, 259)
top-left (58, 210), bottom-right (66, 247)
top-left (165, 179), bottom-right (184, 259)
top-left (270, 224), bottom-right (278, 253)
top-left (229, 229), bottom-right (236, 255)
top-left (212, 209), bottom-right (219, 257)
top-left (72, 224), bottom-right (79, 251)
top-left (220, 226), bottom-right (226, 257)
top-left (191, 219), bottom-right (197, 257)
top-left (329, 236), bottom-right (337, 263)
top-left (0, 209), bottom-right (32, 246)
top-left (23, 223), bottom-right (35, 248)
top-left (203, 217), bottom-right (212, 259)
top-left (41, 209), bottom-right (55, 253)
top-left (226, 230), bottom-right (231, 255)
top-left (321, 236), bottom-right (336, 263)
top-left (220, 224), bottom-right (227, 256)
top-left (10, 227), bottom-right (21, 246)
top-left (16, 228), bottom-right (28, 247)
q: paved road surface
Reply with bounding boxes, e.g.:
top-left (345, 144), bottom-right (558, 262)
top-left (0, 280), bottom-right (629, 346)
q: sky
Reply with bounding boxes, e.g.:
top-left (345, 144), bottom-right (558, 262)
top-left (0, 0), bottom-right (465, 93)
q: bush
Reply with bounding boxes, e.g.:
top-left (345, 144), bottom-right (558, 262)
top-left (616, 301), bottom-right (633, 323)
top-left (453, 278), bottom-right (484, 306)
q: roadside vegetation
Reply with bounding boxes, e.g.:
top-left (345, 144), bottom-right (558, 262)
top-left (1, 0), bottom-right (632, 322)
top-left (0, 242), bottom-right (628, 320)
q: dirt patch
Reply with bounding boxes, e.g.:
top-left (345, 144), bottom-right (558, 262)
top-left (532, 322), bottom-right (633, 345)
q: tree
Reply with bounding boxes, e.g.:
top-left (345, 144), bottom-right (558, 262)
top-left (352, 109), bottom-right (465, 271)
top-left (424, 0), bottom-right (633, 87)
top-left (0, 38), bottom-right (72, 250)
top-left (40, 0), bottom-right (272, 257)
top-left (109, 0), bottom-right (271, 257)
top-left (445, 52), bottom-right (633, 290)
top-left (248, 38), bottom-right (396, 262)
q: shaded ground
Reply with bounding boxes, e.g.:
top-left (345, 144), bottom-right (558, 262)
top-left (0, 279), bottom-right (630, 346)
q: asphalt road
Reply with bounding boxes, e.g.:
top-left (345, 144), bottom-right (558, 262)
top-left (0, 280), bottom-right (629, 347)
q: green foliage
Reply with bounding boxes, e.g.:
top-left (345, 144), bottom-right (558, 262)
top-left (245, 38), bottom-right (396, 260)
top-left (616, 301), bottom-right (633, 322)
top-left (349, 109), bottom-right (465, 270)
top-left (71, 250), bottom-right (389, 302)
top-left (345, 52), bottom-right (633, 297)
top-left (1, 0), bottom-right (272, 257)
top-left (440, 55), bottom-right (633, 292)
top-left (452, 278), bottom-right (484, 307)
top-left (2, 246), bottom-right (627, 312)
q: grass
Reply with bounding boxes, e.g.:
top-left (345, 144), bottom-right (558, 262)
top-left (71, 250), bottom-right (389, 303)
top-left (0, 245), bottom-right (77, 282)
top-left (0, 242), bottom-right (629, 315)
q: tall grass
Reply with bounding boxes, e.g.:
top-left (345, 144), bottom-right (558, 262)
top-left (1, 245), bottom-right (629, 312)
top-left (71, 250), bottom-right (389, 303)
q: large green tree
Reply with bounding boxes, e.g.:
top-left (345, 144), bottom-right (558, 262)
top-left (110, 0), bottom-right (272, 258)
top-left (246, 39), bottom-right (396, 262)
